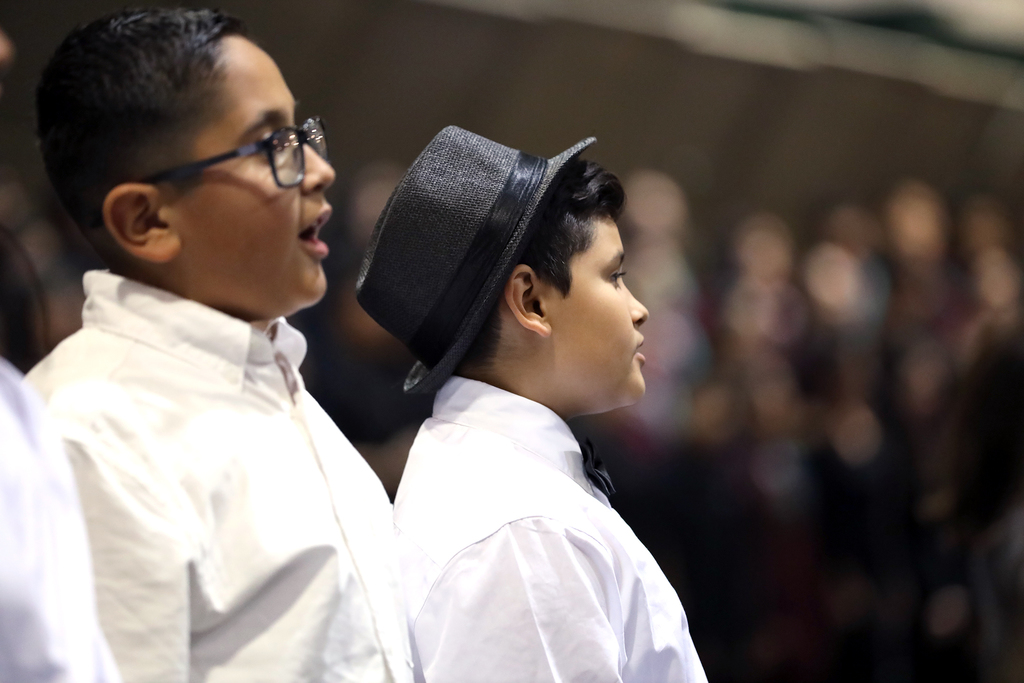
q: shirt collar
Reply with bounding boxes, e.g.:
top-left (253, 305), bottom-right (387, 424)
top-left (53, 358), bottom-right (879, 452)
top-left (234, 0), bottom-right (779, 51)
top-left (433, 376), bottom-right (595, 495)
top-left (80, 270), bottom-right (307, 389)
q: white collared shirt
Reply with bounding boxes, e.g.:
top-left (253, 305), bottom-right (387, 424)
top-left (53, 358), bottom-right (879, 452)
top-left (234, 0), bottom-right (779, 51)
top-left (394, 377), bottom-right (707, 683)
top-left (27, 271), bottom-right (413, 683)
top-left (1, 357), bottom-right (121, 683)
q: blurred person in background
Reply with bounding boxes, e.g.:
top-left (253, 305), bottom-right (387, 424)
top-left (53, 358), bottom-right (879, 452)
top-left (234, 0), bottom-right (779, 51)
top-left (936, 326), bottom-right (1024, 683)
top-left (715, 211), bottom-right (826, 682)
top-left (722, 211), bottom-right (808, 362)
top-left (615, 169), bottom-right (710, 453)
top-left (803, 204), bottom-right (890, 354)
top-left (883, 179), bottom-right (972, 374)
top-left (799, 202), bottom-right (918, 683)
top-left (0, 20), bottom-right (121, 683)
top-left (880, 181), bottom-right (975, 680)
top-left (0, 167), bottom-right (48, 371)
top-left (956, 195), bottom-right (1022, 361)
top-left (882, 180), bottom-right (963, 532)
top-left (0, 167), bottom-right (101, 365)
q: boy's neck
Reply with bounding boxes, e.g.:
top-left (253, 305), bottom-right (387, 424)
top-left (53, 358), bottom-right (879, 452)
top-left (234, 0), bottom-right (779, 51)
top-left (457, 363), bottom-right (575, 421)
top-left (108, 268), bottom-right (278, 333)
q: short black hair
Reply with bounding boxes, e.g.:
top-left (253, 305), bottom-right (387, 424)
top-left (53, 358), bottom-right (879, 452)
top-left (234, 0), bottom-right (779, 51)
top-left (457, 158), bottom-right (625, 373)
top-left (36, 8), bottom-right (247, 230)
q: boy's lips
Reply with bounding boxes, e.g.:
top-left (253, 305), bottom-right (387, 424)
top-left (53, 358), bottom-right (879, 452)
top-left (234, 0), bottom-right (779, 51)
top-left (635, 337), bottom-right (645, 365)
top-left (299, 207), bottom-right (332, 258)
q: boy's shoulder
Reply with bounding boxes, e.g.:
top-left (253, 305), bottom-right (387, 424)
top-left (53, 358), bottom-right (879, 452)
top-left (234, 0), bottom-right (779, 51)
top-left (28, 325), bottom-right (136, 405)
top-left (27, 291), bottom-right (245, 446)
top-left (395, 417), bottom-right (610, 567)
top-left (26, 322), bottom-right (191, 456)
top-left (31, 270), bottom-right (267, 414)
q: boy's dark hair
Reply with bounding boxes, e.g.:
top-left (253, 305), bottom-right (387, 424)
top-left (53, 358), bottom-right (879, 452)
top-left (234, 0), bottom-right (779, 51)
top-left (457, 158), bottom-right (625, 373)
top-left (36, 8), bottom-right (247, 230)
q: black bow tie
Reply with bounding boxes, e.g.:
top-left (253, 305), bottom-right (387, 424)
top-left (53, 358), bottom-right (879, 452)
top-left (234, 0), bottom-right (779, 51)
top-left (581, 438), bottom-right (615, 498)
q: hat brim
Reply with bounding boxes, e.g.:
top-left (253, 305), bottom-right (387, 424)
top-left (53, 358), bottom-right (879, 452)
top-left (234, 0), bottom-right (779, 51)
top-left (403, 136), bottom-right (595, 393)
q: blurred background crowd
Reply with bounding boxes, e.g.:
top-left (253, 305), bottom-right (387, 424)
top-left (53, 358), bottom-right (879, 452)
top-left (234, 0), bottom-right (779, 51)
top-left (7, 0), bottom-right (1024, 682)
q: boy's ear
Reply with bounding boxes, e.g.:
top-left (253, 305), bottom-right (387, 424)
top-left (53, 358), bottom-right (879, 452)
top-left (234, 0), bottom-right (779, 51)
top-left (101, 183), bottom-right (181, 264)
top-left (503, 264), bottom-right (552, 338)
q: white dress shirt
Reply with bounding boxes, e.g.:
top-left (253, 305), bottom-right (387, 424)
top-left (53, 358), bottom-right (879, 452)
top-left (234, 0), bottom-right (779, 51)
top-left (27, 271), bottom-right (412, 683)
top-left (0, 357), bottom-right (121, 683)
top-left (394, 376), bottom-right (707, 683)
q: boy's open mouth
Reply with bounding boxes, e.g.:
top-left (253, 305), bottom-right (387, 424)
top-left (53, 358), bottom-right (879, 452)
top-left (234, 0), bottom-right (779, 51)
top-left (299, 208), bottom-right (331, 258)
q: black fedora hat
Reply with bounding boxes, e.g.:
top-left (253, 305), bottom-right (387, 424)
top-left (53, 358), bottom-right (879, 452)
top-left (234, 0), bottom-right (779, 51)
top-left (356, 126), bottom-right (594, 393)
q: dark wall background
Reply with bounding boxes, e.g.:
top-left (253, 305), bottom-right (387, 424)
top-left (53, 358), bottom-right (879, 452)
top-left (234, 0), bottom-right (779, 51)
top-left (2, 0), bottom-right (1023, 243)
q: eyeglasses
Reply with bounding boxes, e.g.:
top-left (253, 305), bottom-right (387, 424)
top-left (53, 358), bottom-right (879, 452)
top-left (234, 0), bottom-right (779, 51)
top-left (143, 116), bottom-right (329, 188)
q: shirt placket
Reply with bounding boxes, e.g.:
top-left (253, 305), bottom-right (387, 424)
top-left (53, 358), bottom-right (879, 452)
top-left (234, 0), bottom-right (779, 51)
top-left (270, 349), bottom-right (397, 683)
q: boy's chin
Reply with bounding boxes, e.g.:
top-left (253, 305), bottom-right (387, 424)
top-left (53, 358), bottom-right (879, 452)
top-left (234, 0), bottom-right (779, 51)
top-left (289, 271), bottom-right (329, 312)
top-left (578, 379), bottom-right (646, 417)
top-left (622, 377), bottom-right (647, 407)
top-left (262, 284), bottom-right (327, 323)
top-left (304, 275), bottom-right (329, 308)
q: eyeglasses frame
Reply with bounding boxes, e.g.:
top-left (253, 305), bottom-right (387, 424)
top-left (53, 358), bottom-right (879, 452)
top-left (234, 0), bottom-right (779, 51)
top-left (141, 116), bottom-right (329, 188)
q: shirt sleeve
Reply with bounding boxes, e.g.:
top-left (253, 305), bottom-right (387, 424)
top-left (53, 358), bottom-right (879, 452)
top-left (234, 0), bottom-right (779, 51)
top-left (0, 363), bottom-right (122, 683)
top-left (412, 517), bottom-right (624, 683)
top-left (49, 385), bottom-right (194, 683)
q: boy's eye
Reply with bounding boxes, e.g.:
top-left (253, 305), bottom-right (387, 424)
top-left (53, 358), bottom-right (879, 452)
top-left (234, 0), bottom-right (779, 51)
top-left (611, 270), bottom-right (626, 284)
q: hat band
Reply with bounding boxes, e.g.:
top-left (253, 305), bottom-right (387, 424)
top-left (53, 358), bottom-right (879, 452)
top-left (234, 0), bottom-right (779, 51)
top-left (409, 151), bottom-right (548, 367)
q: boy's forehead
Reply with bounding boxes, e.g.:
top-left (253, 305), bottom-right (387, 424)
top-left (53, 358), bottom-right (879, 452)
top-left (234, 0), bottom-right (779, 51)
top-left (588, 218), bottom-right (624, 257)
top-left (203, 36), bottom-right (296, 144)
top-left (565, 217), bottom-right (624, 273)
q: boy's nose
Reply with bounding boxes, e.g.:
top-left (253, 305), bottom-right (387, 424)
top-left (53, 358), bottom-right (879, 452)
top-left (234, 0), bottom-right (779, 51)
top-left (303, 146), bottom-right (336, 193)
top-left (632, 296), bottom-right (649, 327)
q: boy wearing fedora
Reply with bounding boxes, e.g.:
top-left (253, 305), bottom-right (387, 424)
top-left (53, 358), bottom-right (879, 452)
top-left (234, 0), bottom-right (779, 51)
top-left (357, 126), bottom-right (707, 682)
top-left (28, 8), bottom-right (411, 682)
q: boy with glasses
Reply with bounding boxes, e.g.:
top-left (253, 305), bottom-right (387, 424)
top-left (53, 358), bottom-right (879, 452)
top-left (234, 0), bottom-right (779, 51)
top-left (27, 9), bottom-right (412, 682)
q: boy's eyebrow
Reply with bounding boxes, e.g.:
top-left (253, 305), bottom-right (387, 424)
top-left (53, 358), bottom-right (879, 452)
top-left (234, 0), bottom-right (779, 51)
top-left (239, 108), bottom-right (294, 141)
top-left (609, 251), bottom-right (625, 268)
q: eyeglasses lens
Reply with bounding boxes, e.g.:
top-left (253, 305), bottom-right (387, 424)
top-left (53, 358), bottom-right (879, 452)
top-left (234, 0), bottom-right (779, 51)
top-left (304, 119), bottom-right (328, 161)
top-left (272, 130), bottom-right (303, 187)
